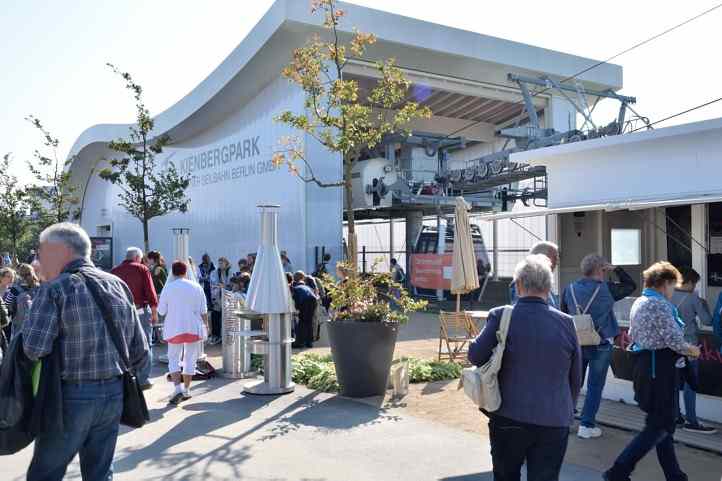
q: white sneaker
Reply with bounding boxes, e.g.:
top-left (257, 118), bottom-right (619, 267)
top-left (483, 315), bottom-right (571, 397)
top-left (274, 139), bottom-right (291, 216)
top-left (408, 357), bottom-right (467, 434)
top-left (577, 426), bottom-right (603, 439)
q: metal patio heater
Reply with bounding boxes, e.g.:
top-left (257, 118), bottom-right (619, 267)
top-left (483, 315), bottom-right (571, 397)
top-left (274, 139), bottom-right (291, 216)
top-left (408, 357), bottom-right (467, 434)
top-left (243, 205), bottom-right (295, 395)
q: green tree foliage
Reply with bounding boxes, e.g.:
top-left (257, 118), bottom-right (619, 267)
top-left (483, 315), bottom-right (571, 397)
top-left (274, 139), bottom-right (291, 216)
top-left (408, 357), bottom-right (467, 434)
top-left (26, 116), bottom-right (80, 225)
top-left (0, 154), bottom-right (37, 259)
top-left (321, 261), bottom-right (427, 324)
top-left (272, 0), bottom-right (432, 269)
top-left (98, 64), bottom-right (190, 252)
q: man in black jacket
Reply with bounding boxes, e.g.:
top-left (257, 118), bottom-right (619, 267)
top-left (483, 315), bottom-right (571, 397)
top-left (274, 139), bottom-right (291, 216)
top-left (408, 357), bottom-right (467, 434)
top-left (291, 271), bottom-right (318, 348)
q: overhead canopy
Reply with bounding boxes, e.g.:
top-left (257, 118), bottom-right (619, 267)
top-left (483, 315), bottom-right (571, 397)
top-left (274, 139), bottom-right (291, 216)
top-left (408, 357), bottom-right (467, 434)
top-left (478, 192), bottom-right (722, 221)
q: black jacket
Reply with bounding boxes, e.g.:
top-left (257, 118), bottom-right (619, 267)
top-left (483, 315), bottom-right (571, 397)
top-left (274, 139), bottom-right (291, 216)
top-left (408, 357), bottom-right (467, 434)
top-left (0, 333), bottom-right (63, 455)
top-left (632, 348), bottom-right (680, 433)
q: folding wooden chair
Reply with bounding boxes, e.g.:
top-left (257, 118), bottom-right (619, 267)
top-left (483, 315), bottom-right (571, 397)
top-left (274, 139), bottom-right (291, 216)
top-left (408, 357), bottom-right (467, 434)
top-left (438, 311), bottom-right (477, 364)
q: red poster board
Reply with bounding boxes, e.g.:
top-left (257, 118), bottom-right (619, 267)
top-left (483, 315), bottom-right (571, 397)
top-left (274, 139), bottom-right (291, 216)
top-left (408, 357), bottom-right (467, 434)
top-left (410, 253), bottom-right (453, 290)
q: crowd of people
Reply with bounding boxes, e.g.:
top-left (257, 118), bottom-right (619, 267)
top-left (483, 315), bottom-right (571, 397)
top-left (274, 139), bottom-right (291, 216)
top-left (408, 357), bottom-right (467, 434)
top-left (0, 222), bottom-right (340, 479)
top-left (2, 221), bottom-right (720, 480)
top-left (470, 240), bottom-right (720, 481)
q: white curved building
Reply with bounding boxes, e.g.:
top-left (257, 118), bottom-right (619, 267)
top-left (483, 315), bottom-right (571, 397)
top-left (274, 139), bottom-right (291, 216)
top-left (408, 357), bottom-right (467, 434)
top-left (68, 0), bottom-right (621, 271)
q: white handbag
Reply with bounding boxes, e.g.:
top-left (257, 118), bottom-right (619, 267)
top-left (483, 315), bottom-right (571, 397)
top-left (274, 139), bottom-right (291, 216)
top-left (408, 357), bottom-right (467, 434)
top-left (460, 306), bottom-right (512, 412)
top-left (570, 284), bottom-right (602, 346)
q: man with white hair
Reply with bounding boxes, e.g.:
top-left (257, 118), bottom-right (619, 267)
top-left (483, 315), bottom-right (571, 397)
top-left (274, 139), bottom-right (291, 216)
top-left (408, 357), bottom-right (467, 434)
top-left (560, 253), bottom-right (636, 439)
top-left (470, 255), bottom-right (581, 481)
top-left (22, 223), bottom-right (149, 480)
top-left (111, 246), bottom-right (159, 389)
top-left (509, 241), bottom-right (560, 307)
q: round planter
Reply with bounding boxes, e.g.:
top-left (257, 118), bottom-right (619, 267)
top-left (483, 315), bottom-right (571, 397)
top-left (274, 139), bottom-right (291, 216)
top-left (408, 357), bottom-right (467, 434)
top-left (326, 319), bottom-right (399, 398)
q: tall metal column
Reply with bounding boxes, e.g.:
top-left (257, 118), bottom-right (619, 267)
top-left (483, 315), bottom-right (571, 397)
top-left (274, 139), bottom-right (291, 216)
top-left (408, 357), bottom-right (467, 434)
top-left (389, 214), bottom-right (395, 262)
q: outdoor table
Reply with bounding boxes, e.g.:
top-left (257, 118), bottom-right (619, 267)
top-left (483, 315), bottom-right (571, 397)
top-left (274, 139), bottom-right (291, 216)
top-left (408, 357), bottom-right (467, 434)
top-left (466, 310), bottom-right (489, 331)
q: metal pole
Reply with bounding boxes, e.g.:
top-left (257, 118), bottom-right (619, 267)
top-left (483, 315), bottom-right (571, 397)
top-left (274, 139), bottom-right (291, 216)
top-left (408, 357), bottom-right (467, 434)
top-left (436, 215), bottom-right (444, 301)
top-left (389, 214), bottom-right (395, 263)
top-left (492, 219), bottom-right (499, 281)
top-left (362, 246), bottom-right (367, 274)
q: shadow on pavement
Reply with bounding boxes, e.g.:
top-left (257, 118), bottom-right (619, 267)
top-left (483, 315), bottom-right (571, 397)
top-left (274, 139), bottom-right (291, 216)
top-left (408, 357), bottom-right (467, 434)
top-left (113, 388), bottom-right (403, 480)
top-left (421, 379), bottom-right (456, 395)
top-left (258, 395), bottom-right (403, 442)
top-left (114, 395), bottom-right (269, 479)
top-left (439, 474), bottom-right (493, 480)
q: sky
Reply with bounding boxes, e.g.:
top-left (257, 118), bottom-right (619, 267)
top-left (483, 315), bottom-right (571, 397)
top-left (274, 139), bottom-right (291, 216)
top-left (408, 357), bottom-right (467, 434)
top-left (2, 0), bottom-right (721, 185)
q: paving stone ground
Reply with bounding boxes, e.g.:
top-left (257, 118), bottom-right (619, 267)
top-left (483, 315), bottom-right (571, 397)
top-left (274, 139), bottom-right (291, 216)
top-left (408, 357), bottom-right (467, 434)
top-left (4, 312), bottom-right (720, 480)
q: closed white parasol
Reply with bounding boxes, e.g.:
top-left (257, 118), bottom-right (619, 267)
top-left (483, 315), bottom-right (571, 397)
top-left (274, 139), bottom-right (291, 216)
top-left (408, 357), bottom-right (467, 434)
top-left (451, 196), bottom-right (479, 311)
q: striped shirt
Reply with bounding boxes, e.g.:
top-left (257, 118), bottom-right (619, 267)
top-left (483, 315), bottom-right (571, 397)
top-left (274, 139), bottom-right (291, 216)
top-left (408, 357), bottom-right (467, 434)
top-left (22, 258), bottom-right (149, 382)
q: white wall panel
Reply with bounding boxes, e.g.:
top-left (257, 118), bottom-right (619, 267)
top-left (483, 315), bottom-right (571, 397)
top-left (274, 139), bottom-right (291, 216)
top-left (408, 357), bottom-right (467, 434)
top-left (80, 77), bottom-right (341, 272)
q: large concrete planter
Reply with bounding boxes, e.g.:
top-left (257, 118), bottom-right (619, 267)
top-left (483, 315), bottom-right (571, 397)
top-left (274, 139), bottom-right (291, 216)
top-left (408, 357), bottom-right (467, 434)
top-left (326, 320), bottom-right (399, 398)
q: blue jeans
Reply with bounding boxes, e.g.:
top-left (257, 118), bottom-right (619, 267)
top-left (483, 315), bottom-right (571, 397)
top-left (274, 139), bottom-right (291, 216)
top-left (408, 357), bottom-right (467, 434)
top-left (138, 308), bottom-right (152, 385)
top-left (606, 423), bottom-right (687, 481)
top-left (581, 343), bottom-right (612, 428)
top-left (27, 377), bottom-right (123, 481)
top-left (680, 359), bottom-right (699, 425)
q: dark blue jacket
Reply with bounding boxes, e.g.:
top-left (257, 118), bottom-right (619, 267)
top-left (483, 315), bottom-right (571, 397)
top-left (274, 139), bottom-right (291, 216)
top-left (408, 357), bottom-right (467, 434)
top-left (469, 297), bottom-right (582, 427)
top-left (291, 283), bottom-right (317, 320)
top-left (560, 267), bottom-right (636, 342)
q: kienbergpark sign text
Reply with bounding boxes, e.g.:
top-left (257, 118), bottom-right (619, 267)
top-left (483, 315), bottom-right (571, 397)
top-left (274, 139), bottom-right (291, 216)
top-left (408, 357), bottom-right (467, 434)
top-left (167, 135), bottom-right (279, 189)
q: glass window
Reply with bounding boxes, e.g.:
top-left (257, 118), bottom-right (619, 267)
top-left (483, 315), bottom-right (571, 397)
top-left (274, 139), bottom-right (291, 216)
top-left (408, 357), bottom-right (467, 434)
top-left (611, 229), bottom-right (641, 266)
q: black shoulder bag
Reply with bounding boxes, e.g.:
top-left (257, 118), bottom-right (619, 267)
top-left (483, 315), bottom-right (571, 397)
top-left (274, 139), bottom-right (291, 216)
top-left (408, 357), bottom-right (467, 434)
top-left (78, 272), bottom-right (149, 428)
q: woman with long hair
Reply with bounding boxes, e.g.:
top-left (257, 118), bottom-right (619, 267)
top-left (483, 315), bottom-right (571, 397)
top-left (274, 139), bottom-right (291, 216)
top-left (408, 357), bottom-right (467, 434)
top-left (4, 263), bottom-right (40, 338)
top-left (147, 251), bottom-right (168, 295)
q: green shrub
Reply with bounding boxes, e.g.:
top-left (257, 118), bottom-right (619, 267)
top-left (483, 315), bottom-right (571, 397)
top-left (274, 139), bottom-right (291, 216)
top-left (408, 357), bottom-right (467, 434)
top-left (292, 353), bottom-right (339, 392)
top-left (403, 357), bottom-right (462, 383)
top-left (287, 353), bottom-right (461, 393)
top-left (251, 354), bottom-right (263, 371)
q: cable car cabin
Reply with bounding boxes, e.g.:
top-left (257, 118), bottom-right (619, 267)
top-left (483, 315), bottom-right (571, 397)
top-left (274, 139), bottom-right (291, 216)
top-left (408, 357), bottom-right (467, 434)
top-left (411, 222), bottom-right (491, 299)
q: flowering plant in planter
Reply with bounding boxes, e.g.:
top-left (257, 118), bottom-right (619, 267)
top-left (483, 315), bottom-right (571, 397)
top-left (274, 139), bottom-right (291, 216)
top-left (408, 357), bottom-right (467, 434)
top-left (322, 262), bottom-right (427, 324)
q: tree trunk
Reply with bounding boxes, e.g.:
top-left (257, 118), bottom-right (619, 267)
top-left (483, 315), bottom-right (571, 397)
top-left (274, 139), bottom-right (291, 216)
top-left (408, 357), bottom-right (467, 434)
top-left (142, 217), bottom-right (150, 254)
top-left (343, 159), bottom-right (358, 271)
top-left (11, 228), bottom-right (17, 264)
